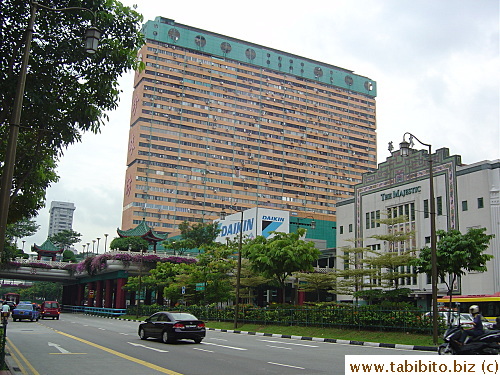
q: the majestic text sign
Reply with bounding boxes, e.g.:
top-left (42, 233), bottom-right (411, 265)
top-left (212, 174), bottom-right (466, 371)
top-left (381, 186), bottom-right (421, 201)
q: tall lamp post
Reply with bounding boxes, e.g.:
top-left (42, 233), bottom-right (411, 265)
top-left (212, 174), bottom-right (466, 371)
top-left (399, 132), bottom-right (438, 345)
top-left (96, 237), bottom-right (101, 255)
top-left (220, 208), bottom-right (244, 329)
top-left (104, 234), bottom-right (109, 252)
top-left (0, 1), bottom-right (101, 259)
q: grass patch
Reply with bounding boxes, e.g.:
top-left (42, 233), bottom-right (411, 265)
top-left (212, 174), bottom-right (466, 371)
top-left (207, 321), bottom-right (435, 347)
top-left (119, 315), bottom-right (435, 347)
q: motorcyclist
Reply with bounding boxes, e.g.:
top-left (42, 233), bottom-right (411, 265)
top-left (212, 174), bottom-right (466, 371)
top-left (460, 305), bottom-right (484, 343)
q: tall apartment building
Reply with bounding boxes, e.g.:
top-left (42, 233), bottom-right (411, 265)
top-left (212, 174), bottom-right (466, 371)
top-left (48, 201), bottom-right (75, 237)
top-left (122, 17), bottom-right (378, 234)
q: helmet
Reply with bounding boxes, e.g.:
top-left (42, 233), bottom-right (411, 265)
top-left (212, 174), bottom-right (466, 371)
top-left (469, 305), bottom-right (480, 314)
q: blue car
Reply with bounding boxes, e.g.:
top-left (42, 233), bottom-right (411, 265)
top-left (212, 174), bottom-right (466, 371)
top-left (12, 303), bottom-right (40, 322)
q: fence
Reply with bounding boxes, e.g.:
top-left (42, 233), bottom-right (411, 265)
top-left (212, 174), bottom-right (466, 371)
top-left (63, 305), bottom-right (127, 317)
top-left (127, 304), bottom-right (438, 334)
top-left (0, 322), bottom-right (7, 370)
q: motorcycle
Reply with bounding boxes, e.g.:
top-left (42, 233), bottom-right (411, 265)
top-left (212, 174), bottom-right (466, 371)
top-left (438, 325), bottom-right (500, 355)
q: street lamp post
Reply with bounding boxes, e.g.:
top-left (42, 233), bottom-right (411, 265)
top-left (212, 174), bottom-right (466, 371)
top-left (0, 1), bottom-right (100, 259)
top-left (399, 132), bottom-right (438, 345)
top-left (92, 240), bottom-right (96, 255)
top-left (86, 242), bottom-right (90, 258)
top-left (104, 234), bottom-right (109, 252)
top-left (96, 237), bottom-right (101, 255)
top-left (220, 208), bottom-right (244, 329)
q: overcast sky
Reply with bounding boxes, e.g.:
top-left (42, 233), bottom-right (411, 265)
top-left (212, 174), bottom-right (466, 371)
top-left (20, 0), bottom-right (499, 254)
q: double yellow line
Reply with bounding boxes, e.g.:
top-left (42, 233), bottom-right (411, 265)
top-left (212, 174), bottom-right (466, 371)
top-left (7, 337), bottom-right (40, 375)
top-left (6, 330), bottom-right (184, 375)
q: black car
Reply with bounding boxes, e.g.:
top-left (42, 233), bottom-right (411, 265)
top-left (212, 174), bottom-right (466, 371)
top-left (138, 312), bottom-right (206, 344)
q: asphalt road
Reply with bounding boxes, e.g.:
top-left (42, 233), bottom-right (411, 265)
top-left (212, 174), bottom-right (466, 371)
top-left (5, 313), bottom-right (434, 375)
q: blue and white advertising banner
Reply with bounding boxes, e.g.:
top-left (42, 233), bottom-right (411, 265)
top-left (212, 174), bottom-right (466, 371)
top-left (215, 208), bottom-right (290, 243)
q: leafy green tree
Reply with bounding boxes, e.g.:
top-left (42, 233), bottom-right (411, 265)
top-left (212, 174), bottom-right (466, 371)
top-left (367, 215), bottom-right (416, 290)
top-left (19, 281), bottom-right (62, 301)
top-left (179, 221), bottom-right (221, 248)
top-left (295, 272), bottom-right (337, 302)
top-left (162, 238), bottom-right (194, 256)
top-left (243, 228), bottom-right (320, 303)
top-left (0, 1), bottom-right (144, 225)
top-left (194, 243), bottom-right (235, 304)
top-left (109, 236), bottom-right (149, 251)
top-left (333, 242), bottom-right (377, 302)
top-left (6, 218), bottom-right (39, 240)
top-left (49, 229), bottom-right (82, 251)
top-left (163, 221), bottom-right (221, 254)
top-left (125, 261), bottom-right (186, 306)
top-left (238, 259), bottom-right (270, 304)
top-left (62, 249), bottom-right (77, 263)
top-left (413, 227), bottom-right (494, 305)
top-left (1, 218), bottom-right (39, 261)
top-left (163, 264), bottom-right (197, 306)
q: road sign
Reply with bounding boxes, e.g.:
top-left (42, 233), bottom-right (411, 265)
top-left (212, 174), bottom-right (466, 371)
top-left (195, 283), bottom-right (205, 291)
top-left (181, 286), bottom-right (186, 294)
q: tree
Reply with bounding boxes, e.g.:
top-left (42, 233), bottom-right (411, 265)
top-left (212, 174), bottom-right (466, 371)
top-left (243, 228), bottom-right (320, 303)
top-left (413, 228), bottom-right (494, 305)
top-left (194, 243), bottom-right (235, 304)
top-left (238, 259), bottom-right (270, 305)
top-left (62, 249), bottom-right (77, 263)
top-left (333, 241), bottom-right (377, 302)
top-left (49, 229), bottom-right (82, 251)
top-left (367, 215), bottom-right (417, 290)
top-left (2, 218), bottom-right (39, 261)
top-left (109, 236), bottom-right (149, 251)
top-left (125, 261), bottom-right (186, 306)
top-left (295, 272), bottom-right (337, 302)
top-left (19, 281), bottom-right (62, 301)
top-left (0, 1), bottom-right (144, 225)
top-left (163, 221), bottom-right (221, 254)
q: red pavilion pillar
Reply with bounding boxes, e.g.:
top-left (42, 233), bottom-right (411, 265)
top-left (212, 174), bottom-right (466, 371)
top-left (76, 284), bottom-right (85, 306)
top-left (114, 278), bottom-right (127, 309)
top-left (95, 280), bottom-right (103, 308)
top-left (104, 279), bottom-right (113, 308)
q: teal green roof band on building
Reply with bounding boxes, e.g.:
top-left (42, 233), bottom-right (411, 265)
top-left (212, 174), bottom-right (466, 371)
top-left (142, 17), bottom-right (377, 98)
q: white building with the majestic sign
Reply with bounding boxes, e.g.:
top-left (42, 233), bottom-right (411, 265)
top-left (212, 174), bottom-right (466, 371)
top-left (336, 147), bottom-right (499, 308)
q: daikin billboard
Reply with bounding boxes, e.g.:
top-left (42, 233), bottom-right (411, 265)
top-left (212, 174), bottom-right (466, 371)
top-left (215, 208), bottom-right (290, 243)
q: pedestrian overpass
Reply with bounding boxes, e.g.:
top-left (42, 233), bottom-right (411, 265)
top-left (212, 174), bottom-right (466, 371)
top-left (0, 251), bottom-right (194, 312)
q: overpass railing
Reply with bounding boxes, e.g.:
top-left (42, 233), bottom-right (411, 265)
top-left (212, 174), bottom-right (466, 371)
top-left (63, 305), bottom-right (127, 317)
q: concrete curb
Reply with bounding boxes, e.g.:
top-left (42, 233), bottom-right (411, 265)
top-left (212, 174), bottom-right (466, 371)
top-left (206, 328), bottom-right (437, 352)
top-left (88, 313), bottom-right (438, 352)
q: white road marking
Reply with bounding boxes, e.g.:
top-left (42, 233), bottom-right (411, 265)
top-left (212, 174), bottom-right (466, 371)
top-left (201, 342), bottom-right (247, 351)
top-left (258, 339), bottom-right (318, 347)
top-left (193, 347), bottom-right (214, 353)
top-left (127, 342), bottom-right (169, 353)
top-left (266, 345), bottom-right (292, 350)
top-left (48, 342), bottom-right (70, 354)
top-left (268, 362), bottom-right (305, 369)
top-left (208, 338), bottom-right (228, 341)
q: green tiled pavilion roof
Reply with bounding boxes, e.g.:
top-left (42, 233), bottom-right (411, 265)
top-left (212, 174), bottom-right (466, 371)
top-left (33, 239), bottom-right (62, 254)
top-left (117, 219), bottom-right (168, 243)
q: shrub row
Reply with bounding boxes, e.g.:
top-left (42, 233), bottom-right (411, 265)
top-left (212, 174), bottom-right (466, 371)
top-left (127, 304), bottom-right (440, 334)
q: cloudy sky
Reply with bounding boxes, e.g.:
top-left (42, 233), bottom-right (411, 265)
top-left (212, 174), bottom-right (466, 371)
top-left (21, 0), bottom-right (499, 253)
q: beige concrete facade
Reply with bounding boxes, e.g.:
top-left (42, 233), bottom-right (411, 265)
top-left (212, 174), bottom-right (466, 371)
top-left (122, 18), bottom-right (377, 235)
